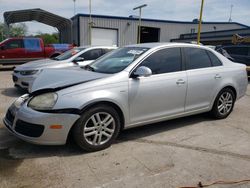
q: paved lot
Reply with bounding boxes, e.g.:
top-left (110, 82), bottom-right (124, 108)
top-left (0, 70), bottom-right (250, 188)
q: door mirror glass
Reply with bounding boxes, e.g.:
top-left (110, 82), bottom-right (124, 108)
top-left (132, 66), bottom-right (152, 78)
top-left (73, 57), bottom-right (84, 63)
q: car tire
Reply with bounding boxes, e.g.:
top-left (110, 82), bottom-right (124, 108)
top-left (73, 105), bottom-right (121, 152)
top-left (210, 88), bottom-right (235, 119)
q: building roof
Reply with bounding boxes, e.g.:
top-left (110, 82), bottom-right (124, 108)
top-left (72, 13), bottom-right (249, 28)
top-left (4, 8), bottom-right (72, 30)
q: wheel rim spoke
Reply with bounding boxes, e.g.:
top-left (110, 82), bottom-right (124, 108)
top-left (84, 130), bottom-right (96, 137)
top-left (92, 133), bottom-right (98, 145)
top-left (84, 127), bottom-right (96, 132)
top-left (97, 133), bottom-right (102, 145)
top-left (102, 131), bottom-right (112, 138)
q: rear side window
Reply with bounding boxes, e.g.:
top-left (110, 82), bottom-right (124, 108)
top-left (185, 48), bottom-right (212, 70)
top-left (81, 49), bottom-right (103, 60)
top-left (140, 48), bottom-right (182, 75)
top-left (103, 48), bottom-right (113, 54)
top-left (207, 51), bottom-right (222, 66)
top-left (6, 39), bottom-right (23, 49)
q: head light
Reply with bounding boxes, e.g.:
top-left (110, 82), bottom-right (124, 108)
top-left (28, 92), bottom-right (58, 110)
top-left (20, 70), bottom-right (39, 75)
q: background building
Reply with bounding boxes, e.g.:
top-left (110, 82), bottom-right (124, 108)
top-left (72, 14), bottom-right (249, 46)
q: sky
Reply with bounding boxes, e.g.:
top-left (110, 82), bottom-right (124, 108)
top-left (0, 0), bottom-right (250, 35)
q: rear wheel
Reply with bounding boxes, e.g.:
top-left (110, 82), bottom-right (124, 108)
top-left (73, 105), bottom-right (121, 152)
top-left (210, 88), bottom-right (235, 119)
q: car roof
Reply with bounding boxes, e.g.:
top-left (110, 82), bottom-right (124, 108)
top-left (125, 42), bottom-right (211, 50)
top-left (78, 45), bottom-right (118, 49)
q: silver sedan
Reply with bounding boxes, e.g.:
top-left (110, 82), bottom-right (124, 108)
top-left (4, 43), bottom-right (248, 151)
top-left (12, 46), bottom-right (116, 90)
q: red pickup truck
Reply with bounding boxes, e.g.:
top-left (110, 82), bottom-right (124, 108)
top-left (0, 37), bottom-right (73, 65)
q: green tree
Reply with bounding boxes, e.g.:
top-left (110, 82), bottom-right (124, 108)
top-left (35, 32), bottom-right (59, 45)
top-left (0, 22), bottom-right (28, 42)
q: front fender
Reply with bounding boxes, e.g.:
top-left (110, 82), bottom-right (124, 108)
top-left (54, 82), bottom-right (129, 125)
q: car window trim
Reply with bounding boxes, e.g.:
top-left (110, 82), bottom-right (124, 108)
top-left (129, 46), bottom-right (184, 78)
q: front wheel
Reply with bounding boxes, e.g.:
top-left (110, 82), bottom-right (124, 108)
top-left (210, 88), bottom-right (235, 119)
top-left (73, 105), bottom-right (121, 152)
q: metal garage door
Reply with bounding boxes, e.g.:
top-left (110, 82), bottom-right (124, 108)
top-left (92, 28), bottom-right (118, 46)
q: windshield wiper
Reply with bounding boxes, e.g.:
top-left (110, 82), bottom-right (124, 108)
top-left (83, 64), bottom-right (95, 72)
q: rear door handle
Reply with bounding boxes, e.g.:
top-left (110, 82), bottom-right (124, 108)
top-left (215, 74), bottom-right (221, 79)
top-left (176, 79), bottom-right (185, 85)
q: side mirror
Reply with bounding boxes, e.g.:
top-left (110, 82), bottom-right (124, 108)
top-left (0, 45), bottom-right (6, 50)
top-left (73, 57), bottom-right (84, 63)
top-left (132, 66), bottom-right (152, 78)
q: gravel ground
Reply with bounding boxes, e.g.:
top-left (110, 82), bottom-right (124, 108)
top-left (0, 70), bottom-right (250, 188)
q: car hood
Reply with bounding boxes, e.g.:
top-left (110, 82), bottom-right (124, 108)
top-left (15, 59), bottom-right (70, 71)
top-left (30, 68), bottom-right (109, 93)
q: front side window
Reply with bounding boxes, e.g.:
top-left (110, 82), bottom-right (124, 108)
top-left (24, 39), bottom-right (42, 52)
top-left (6, 39), bottom-right (23, 49)
top-left (139, 48), bottom-right (182, 75)
top-left (54, 48), bottom-right (84, 61)
top-left (185, 48), bottom-right (212, 70)
top-left (90, 47), bottom-right (149, 74)
top-left (81, 49), bottom-right (103, 60)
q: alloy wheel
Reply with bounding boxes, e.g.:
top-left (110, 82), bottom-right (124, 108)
top-left (83, 112), bottom-right (115, 146)
top-left (217, 91), bottom-right (233, 116)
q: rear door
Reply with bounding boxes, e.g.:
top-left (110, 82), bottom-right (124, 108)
top-left (184, 47), bottom-right (223, 112)
top-left (129, 47), bottom-right (187, 124)
top-left (24, 38), bottom-right (44, 61)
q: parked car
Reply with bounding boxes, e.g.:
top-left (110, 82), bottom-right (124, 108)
top-left (0, 37), bottom-right (73, 65)
top-left (216, 45), bottom-right (250, 77)
top-left (4, 43), bottom-right (248, 152)
top-left (12, 46), bottom-right (116, 90)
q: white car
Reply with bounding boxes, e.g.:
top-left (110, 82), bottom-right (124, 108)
top-left (12, 46), bottom-right (117, 90)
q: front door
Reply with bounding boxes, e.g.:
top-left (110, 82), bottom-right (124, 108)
top-left (128, 47), bottom-right (187, 125)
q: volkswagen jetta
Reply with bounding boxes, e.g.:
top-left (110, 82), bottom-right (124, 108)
top-left (4, 43), bottom-right (248, 151)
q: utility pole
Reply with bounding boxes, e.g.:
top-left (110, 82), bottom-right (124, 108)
top-left (197, 0), bottom-right (204, 45)
top-left (133, 4), bottom-right (147, 44)
top-left (73, 0), bottom-right (76, 16)
top-left (229, 4), bottom-right (233, 22)
top-left (89, 0), bottom-right (92, 45)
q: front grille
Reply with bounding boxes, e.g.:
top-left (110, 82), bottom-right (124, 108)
top-left (5, 110), bottom-right (14, 126)
top-left (13, 70), bottom-right (19, 74)
top-left (15, 120), bottom-right (44, 138)
top-left (12, 75), bottom-right (18, 82)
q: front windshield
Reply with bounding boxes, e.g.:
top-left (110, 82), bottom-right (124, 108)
top-left (89, 47), bottom-right (149, 74)
top-left (53, 47), bottom-right (85, 61)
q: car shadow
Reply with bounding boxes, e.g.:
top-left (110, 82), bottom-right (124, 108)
top-left (117, 113), bottom-right (212, 142)
top-left (0, 113), bottom-right (213, 161)
top-left (1, 87), bottom-right (27, 97)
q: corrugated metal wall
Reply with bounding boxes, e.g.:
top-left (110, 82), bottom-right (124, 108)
top-left (76, 16), bottom-right (246, 46)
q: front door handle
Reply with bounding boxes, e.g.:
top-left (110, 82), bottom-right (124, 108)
top-left (176, 79), bottom-right (185, 85)
top-left (215, 74), bottom-right (221, 79)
